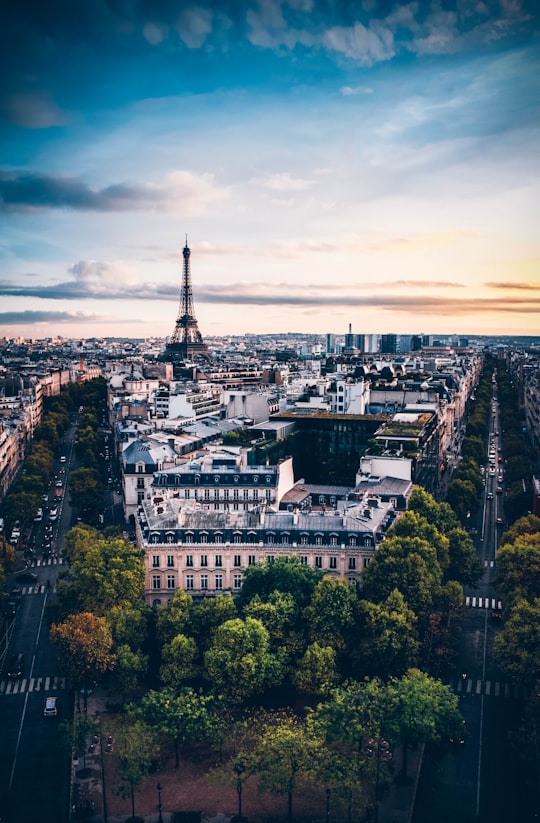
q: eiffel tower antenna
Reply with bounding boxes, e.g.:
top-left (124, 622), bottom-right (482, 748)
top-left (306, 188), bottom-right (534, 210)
top-left (165, 238), bottom-right (209, 361)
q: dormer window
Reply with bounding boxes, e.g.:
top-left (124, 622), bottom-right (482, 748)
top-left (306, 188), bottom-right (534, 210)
top-left (214, 476), bottom-right (220, 484)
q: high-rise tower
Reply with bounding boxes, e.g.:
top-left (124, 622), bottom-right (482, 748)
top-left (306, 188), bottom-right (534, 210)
top-left (165, 238), bottom-right (209, 361)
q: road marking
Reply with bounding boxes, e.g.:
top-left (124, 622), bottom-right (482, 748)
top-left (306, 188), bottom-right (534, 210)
top-left (0, 676), bottom-right (66, 695)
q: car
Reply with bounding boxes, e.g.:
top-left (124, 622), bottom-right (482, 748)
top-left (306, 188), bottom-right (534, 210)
top-left (60, 456), bottom-right (66, 464)
top-left (43, 696), bottom-right (58, 717)
top-left (34, 508), bottom-right (43, 522)
top-left (487, 492), bottom-right (493, 500)
top-left (3, 599), bottom-right (18, 617)
top-left (496, 487), bottom-right (503, 495)
top-left (7, 653), bottom-right (24, 678)
top-left (42, 494), bottom-right (49, 503)
top-left (56, 480), bottom-right (63, 488)
top-left (15, 570), bottom-right (38, 583)
top-left (49, 507), bottom-right (58, 521)
top-left (496, 517), bottom-right (504, 526)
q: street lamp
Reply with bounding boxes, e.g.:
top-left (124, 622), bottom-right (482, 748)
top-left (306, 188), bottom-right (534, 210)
top-left (157, 782), bottom-right (163, 823)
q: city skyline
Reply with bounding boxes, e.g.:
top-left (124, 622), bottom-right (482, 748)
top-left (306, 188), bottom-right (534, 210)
top-left (1, 1), bottom-right (539, 340)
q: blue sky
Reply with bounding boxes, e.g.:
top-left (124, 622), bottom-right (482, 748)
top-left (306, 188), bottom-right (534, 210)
top-left (1, 0), bottom-right (539, 340)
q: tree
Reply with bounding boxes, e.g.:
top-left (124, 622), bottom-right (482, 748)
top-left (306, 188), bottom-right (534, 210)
top-left (387, 510), bottom-right (449, 574)
top-left (384, 669), bottom-right (464, 779)
top-left (187, 593), bottom-right (237, 651)
top-left (495, 533), bottom-right (540, 603)
top-left (155, 589), bottom-right (193, 646)
top-left (255, 713), bottom-right (323, 823)
top-left (494, 598), bottom-right (540, 691)
top-left (446, 528), bottom-right (483, 586)
top-left (137, 687), bottom-right (213, 768)
top-left (293, 643), bottom-right (338, 702)
top-left (160, 634), bottom-right (199, 689)
top-left (446, 479), bottom-right (478, 524)
top-left (351, 590), bottom-right (419, 679)
top-left (237, 556), bottom-right (322, 611)
top-left (310, 678), bottom-right (387, 752)
top-left (203, 617), bottom-right (282, 704)
top-left (407, 487), bottom-right (459, 535)
top-left (304, 577), bottom-right (357, 651)
top-left (50, 612), bottom-right (114, 710)
top-left (360, 536), bottom-right (442, 624)
top-left (69, 466), bottom-right (103, 512)
top-left (108, 715), bottom-right (159, 820)
top-left (112, 644), bottom-right (148, 695)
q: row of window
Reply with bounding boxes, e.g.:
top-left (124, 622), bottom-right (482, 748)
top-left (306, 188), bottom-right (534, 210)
top-left (156, 474), bottom-right (275, 485)
top-left (151, 554), bottom-right (369, 571)
top-left (148, 532), bottom-right (373, 547)
top-left (151, 573), bottom-right (242, 591)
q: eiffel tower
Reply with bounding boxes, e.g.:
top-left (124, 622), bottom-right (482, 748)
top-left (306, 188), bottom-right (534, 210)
top-left (165, 238), bottom-right (209, 361)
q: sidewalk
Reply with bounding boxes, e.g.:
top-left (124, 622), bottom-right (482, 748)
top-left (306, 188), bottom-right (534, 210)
top-left (71, 691), bottom-right (423, 823)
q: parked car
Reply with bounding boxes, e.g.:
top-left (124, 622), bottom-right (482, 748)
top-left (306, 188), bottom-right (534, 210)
top-left (49, 507), bottom-right (58, 521)
top-left (34, 508), bottom-right (43, 522)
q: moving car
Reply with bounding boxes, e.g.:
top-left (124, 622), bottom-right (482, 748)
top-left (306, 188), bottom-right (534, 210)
top-left (7, 653), bottom-right (24, 679)
top-left (43, 696), bottom-right (58, 717)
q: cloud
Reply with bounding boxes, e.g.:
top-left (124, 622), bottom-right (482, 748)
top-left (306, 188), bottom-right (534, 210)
top-left (0, 310), bottom-right (129, 326)
top-left (0, 92), bottom-right (67, 129)
top-left (484, 280), bottom-right (540, 290)
top-left (252, 172), bottom-right (315, 191)
top-left (174, 6), bottom-right (213, 49)
top-left (340, 85), bottom-right (374, 96)
top-left (0, 170), bottom-right (230, 215)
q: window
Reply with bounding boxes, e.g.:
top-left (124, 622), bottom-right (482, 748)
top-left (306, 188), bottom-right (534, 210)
top-left (223, 489), bottom-right (229, 501)
top-left (214, 502), bottom-right (220, 510)
top-left (248, 555), bottom-right (256, 565)
top-left (349, 536), bottom-right (357, 546)
top-left (166, 533), bottom-right (174, 543)
top-left (186, 555), bottom-right (193, 567)
top-left (234, 574), bottom-right (242, 589)
top-left (137, 464), bottom-right (144, 474)
top-left (300, 534), bottom-right (308, 545)
top-left (281, 533), bottom-right (289, 545)
top-left (243, 489), bottom-right (249, 500)
top-left (348, 557), bottom-right (356, 570)
top-left (330, 536), bottom-right (338, 546)
top-left (253, 489), bottom-right (259, 500)
top-left (213, 489), bottom-right (219, 500)
top-left (363, 537), bottom-right (372, 547)
top-left (214, 533), bottom-right (223, 543)
top-left (185, 533), bottom-right (193, 544)
top-left (315, 535), bottom-right (323, 545)
top-left (204, 489), bottom-right (210, 500)
top-left (233, 532), bottom-right (242, 543)
top-left (267, 534), bottom-right (274, 545)
top-left (214, 475), bottom-right (220, 484)
top-left (167, 555), bottom-right (174, 568)
top-left (167, 575), bottom-right (175, 590)
top-left (184, 489), bottom-right (190, 499)
top-left (200, 555), bottom-right (208, 567)
top-left (215, 575), bottom-right (223, 591)
top-left (200, 574), bottom-right (208, 590)
top-left (137, 491), bottom-right (144, 503)
top-left (137, 477), bottom-right (145, 489)
top-left (300, 556), bottom-right (308, 565)
top-left (266, 489), bottom-right (272, 501)
top-left (267, 556), bottom-right (274, 564)
top-left (152, 555), bottom-right (160, 568)
top-left (215, 555), bottom-right (222, 567)
top-left (233, 489), bottom-right (239, 500)
top-left (200, 533), bottom-right (208, 543)
top-left (186, 575), bottom-right (194, 590)
top-left (315, 556), bottom-right (322, 568)
top-left (364, 557), bottom-right (370, 568)
top-left (234, 555), bottom-right (241, 567)
top-left (329, 557), bottom-right (337, 569)
top-left (152, 575), bottom-right (161, 590)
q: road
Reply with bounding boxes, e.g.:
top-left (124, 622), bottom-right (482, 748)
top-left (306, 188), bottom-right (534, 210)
top-left (0, 426), bottom-right (78, 823)
top-left (412, 391), bottom-right (537, 823)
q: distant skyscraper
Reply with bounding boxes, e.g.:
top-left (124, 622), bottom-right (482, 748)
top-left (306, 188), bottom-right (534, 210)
top-left (381, 334), bottom-right (397, 354)
top-left (165, 238), bottom-right (209, 361)
top-left (326, 333), bottom-right (336, 354)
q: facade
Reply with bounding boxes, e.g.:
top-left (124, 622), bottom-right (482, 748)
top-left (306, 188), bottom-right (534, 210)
top-left (137, 493), bottom-right (396, 604)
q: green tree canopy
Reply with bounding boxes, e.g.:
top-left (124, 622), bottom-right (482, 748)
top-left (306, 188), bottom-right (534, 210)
top-left (203, 616), bottom-right (282, 704)
top-left (237, 556), bottom-right (323, 611)
top-left (494, 598), bottom-right (540, 691)
top-left (351, 589), bottom-right (419, 680)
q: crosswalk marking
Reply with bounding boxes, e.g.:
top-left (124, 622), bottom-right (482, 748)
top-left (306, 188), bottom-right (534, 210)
top-left (465, 596), bottom-right (502, 610)
top-left (448, 678), bottom-right (524, 700)
top-left (12, 584), bottom-right (58, 595)
top-left (33, 558), bottom-right (65, 567)
top-left (0, 676), bottom-right (66, 695)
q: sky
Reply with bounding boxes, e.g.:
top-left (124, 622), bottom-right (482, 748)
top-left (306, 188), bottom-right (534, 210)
top-left (1, 0), bottom-right (539, 341)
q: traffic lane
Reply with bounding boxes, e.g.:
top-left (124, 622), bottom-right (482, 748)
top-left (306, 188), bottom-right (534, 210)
top-left (413, 694), bottom-right (480, 823)
top-left (7, 688), bottom-right (70, 823)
